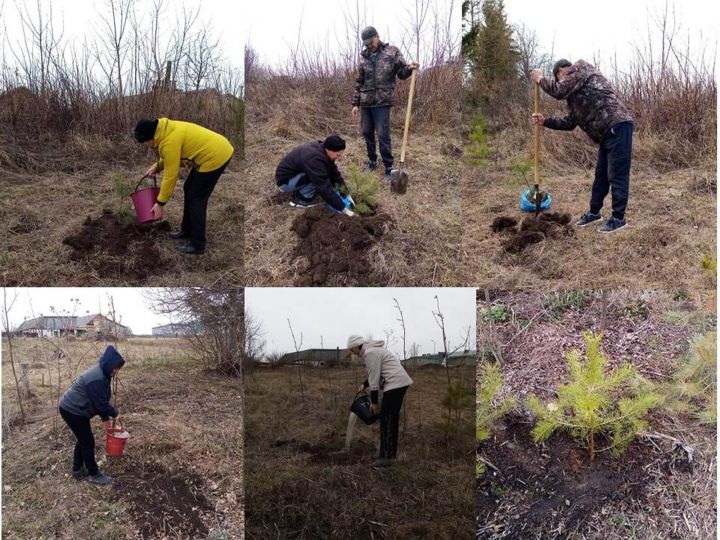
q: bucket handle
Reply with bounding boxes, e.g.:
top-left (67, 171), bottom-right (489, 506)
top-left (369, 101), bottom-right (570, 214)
top-left (133, 174), bottom-right (157, 193)
top-left (108, 417), bottom-right (123, 431)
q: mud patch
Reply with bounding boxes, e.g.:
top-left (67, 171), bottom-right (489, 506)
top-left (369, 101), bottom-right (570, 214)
top-left (492, 212), bottom-right (574, 254)
top-left (62, 210), bottom-right (173, 281)
top-left (113, 460), bottom-right (214, 539)
top-left (477, 415), bottom-right (655, 539)
top-left (267, 191), bottom-right (292, 206)
top-left (274, 437), bottom-right (376, 465)
top-left (290, 206), bottom-right (392, 286)
top-left (393, 521), bottom-right (453, 539)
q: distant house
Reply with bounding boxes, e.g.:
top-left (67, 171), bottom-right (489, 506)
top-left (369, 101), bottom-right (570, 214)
top-left (152, 322), bottom-right (200, 337)
top-left (402, 353), bottom-right (444, 367)
top-left (16, 314), bottom-right (131, 338)
top-left (403, 351), bottom-right (476, 367)
top-left (446, 350), bottom-right (477, 367)
top-left (279, 348), bottom-right (352, 368)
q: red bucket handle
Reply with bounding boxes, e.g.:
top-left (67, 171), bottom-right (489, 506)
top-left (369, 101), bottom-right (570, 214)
top-left (133, 174), bottom-right (157, 193)
top-left (107, 417), bottom-right (124, 432)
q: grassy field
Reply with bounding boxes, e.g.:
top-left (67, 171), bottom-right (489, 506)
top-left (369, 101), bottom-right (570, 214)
top-left (2, 336), bottom-right (244, 539)
top-left (0, 162), bottom-right (244, 287)
top-left (461, 127), bottom-right (716, 291)
top-left (242, 120), bottom-right (465, 286)
top-left (244, 364), bottom-right (475, 538)
top-left (477, 290), bottom-right (717, 538)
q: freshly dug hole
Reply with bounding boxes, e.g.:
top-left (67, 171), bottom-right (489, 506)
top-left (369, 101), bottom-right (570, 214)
top-left (290, 207), bottom-right (392, 286)
top-left (492, 212), bottom-right (574, 254)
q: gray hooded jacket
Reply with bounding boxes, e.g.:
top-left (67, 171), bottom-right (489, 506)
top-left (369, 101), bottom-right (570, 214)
top-left (362, 340), bottom-right (413, 396)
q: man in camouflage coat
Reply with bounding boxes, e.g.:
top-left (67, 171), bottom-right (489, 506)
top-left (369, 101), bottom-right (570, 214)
top-left (352, 26), bottom-right (419, 180)
top-left (531, 59), bottom-right (634, 233)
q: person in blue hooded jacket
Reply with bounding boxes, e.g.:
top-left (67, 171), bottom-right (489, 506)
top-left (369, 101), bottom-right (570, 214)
top-left (59, 346), bottom-right (125, 485)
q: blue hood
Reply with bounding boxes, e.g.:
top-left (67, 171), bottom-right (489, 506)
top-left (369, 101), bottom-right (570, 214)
top-left (99, 346), bottom-right (125, 377)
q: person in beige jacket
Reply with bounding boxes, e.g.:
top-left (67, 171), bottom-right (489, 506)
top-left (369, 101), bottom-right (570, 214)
top-left (347, 335), bottom-right (413, 468)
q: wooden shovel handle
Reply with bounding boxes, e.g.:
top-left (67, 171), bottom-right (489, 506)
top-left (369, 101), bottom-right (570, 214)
top-left (399, 68), bottom-right (417, 165)
top-left (533, 82), bottom-right (540, 186)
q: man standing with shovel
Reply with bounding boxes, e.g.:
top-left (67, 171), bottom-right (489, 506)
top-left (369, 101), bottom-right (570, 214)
top-left (352, 26), bottom-right (419, 182)
top-left (347, 335), bottom-right (413, 468)
top-left (531, 59), bottom-right (634, 233)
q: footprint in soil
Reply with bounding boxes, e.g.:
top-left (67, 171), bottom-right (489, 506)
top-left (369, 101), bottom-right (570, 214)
top-left (491, 212), bottom-right (574, 254)
top-left (112, 460), bottom-right (213, 538)
top-left (62, 209), bottom-right (173, 281)
top-left (290, 207), bottom-right (392, 286)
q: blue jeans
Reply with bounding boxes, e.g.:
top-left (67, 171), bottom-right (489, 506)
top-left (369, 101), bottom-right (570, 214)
top-left (277, 172), bottom-right (316, 201)
top-left (591, 122), bottom-right (633, 220)
top-left (361, 106), bottom-right (392, 171)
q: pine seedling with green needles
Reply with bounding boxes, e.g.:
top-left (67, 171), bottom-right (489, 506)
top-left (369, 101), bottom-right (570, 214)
top-left (113, 176), bottom-right (135, 225)
top-left (526, 332), bottom-right (660, 461)
top-left (661, 331), bottom-right (716, 424)
top-left (477, 362), bottom-right (515, 474)
top-left (466, 113), bottom-right (490, 166)
top-left (343, 165), bottom-right (379, 215)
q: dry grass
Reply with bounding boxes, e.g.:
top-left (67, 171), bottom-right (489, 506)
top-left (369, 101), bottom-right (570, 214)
top-left (243, 119), bottom-right (464, 286)
top-left (460, 128), bottom-right (716, 291)
top-left (244, 365), bottom-right (475, 538)
top-left (477, 290), bottom-right (717, 538)
top-left (2, 336), bottom-right (244, 539)
top-left (0, 163), bottom-right (244, 286)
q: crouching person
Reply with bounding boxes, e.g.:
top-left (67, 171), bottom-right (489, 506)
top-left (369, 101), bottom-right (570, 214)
top-left (347, 335), bottom-right (413, 468)
top-left (59, 345), bottom-right (125, 485)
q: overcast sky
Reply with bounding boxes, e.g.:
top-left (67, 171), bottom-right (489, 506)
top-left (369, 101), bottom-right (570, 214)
top-left (503, 0), bottom-right (717, 69)
top-left (246, 0), bottom-right (460, 67)
top-left (1, 288), bottom-right (173, 335)
top-left (246, 288), bottom-right (476, 359)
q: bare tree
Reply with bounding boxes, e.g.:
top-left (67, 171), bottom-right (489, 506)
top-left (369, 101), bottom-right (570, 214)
top-left (2, 288), bottom-right (26, 423)
top-left (287, 318), bottom-right (305, 400)
top-left (393, 297), bottom-right (408, 362)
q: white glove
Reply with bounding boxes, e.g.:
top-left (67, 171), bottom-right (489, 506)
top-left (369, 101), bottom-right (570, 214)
top-left (341, 208), bottom-right (355, 217)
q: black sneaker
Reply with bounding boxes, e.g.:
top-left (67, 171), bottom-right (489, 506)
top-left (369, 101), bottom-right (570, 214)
top-left (372, 457), bottom-right (392, 468)
top-left (168, 231), bottom-right (190, 240)
top-left (176, 244), bottom-right (205, 255)
top-left (575, 212), bottom-right (602, 227)
top-left (72, 466), bottom-right (89, 480)
top-left (89, 473), bottom-right (113, 486)
top-left (289, 196), bottom-right (317, 208)
top-left (364, 161), bottom-right (377, 172)
top-left (598, 217), bottom-right (627, 233)
top-left (383, 167), bottom-right (393, 182)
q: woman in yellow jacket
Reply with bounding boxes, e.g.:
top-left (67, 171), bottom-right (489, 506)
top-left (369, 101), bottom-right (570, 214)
top-left (133, 118), bottom-right (234, 255)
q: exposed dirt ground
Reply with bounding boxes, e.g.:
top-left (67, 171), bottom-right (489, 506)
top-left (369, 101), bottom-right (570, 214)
top-left (461, 129), bottom-right (716, 290)
top-left (0, 164), bottom-right (244, 286)
top-left (477, 290), bottom-right (717, 539)
top-left (2, 337), bottom-right (244, 539)
top-left (244, 365), bottom-right (475, 538)
top-left (243, 121), bottom-right (464, 286)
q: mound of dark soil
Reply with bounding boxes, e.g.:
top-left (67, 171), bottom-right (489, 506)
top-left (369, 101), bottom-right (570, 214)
top-left (477, 415), bottom-right (657, 539)
top-left (112, 460), bottom-right (214, 538)
top-left (290, 207), bottom-right (392, 286)
top-left (62, 210), bottom-right (173, 281)
top-left (492, 212), bottom-right (574, 254)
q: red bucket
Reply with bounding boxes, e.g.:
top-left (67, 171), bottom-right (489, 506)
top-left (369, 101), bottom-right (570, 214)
top-left (105, 423), bottom-right (130, 457)
top-left (130, 174), bottom-right (160, 224)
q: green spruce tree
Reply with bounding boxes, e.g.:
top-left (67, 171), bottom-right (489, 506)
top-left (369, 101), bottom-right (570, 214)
top-left (477, 361), bottom-right (514, 473)
top-left (527, 332), bottom-right (660, 460)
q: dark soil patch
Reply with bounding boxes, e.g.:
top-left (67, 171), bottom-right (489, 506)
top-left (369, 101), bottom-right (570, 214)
top-left (62, 210), bottom-right (173, 281)
top-left (290, 206), bottom-right (392, 286)
top-left (393, 521), bottom-right (453, 539)
top-left (267, 191), bottom-right (292, 206)
top-left (273, 437), bottom-right (376, 465)
top-left (492, 212), bottom-right (574, 254)
top-left (477, 415), bottom-right (657, 539)
top-left (10, 213), bottom-right (44, 234)
top-left (112, 460), bottom-right (214, 539)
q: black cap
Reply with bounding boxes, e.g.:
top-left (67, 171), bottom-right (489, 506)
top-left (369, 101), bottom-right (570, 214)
top-left (323, 134), bottom-right (346, 152)
top-left (361, 26), bottom-right (378, 46)
top-left (552, 59), bottom-right (572, 81)
top-left (133, 119), bottom-right (158, 143)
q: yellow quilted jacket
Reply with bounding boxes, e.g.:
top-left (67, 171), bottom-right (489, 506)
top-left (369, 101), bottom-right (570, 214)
top-left (152, 118), bottom-right (234, 203)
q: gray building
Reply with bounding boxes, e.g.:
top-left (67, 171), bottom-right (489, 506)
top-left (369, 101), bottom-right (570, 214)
top-left (279, 348), bottom-right (352, 367)
top-left (16, 314), bottom-right (131, 338)
top-left (151, 322), bottom-right (199, 337)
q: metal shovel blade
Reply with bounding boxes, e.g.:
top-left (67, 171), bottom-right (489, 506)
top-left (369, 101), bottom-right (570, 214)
top-left (390, 167), bottom-right (408, 194)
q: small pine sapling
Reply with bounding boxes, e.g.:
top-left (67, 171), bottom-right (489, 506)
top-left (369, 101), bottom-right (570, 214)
top-left (662, 331), bottom-right (716, 424)
top-left (477, 362), bottom-right (515, 474)
top-left (466, 113), bottom-right (490, 166)
top-left (343, 165), bottom-right (379, 215)
top-left (527, 332), bottom-right (660, 461)
top-left (113, 176), bottom-right (135, 225)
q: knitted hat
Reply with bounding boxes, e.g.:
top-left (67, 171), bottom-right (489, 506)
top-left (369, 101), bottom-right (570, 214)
top-left (323, 134), bottom-right (346, 152)
top-left (361, 26), bottom-right (378, 46)
top-left (347, 335), bottom-right (365, 349)
top-left (552, 59), bottom-right (572, 81)
top-left (133, 119), bottom-right (159, 143)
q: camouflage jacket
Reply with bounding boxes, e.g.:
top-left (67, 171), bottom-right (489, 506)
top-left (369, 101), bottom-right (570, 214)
top-left (352, 42), bottom-right (413, 107)
top-left (540, 60), bottom-right (633, 144)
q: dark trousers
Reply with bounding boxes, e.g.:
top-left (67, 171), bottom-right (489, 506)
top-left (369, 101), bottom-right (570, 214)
top-left (361, 106), bottom-right (393, 171)
top-left (590, 122), bottom-right (633, 220)
top-left (180, 157), bottom-right (232, 250)
top-left (379, 385), bottom-right (408, 459)
top-left (59, 407), bottom-right (99, 476)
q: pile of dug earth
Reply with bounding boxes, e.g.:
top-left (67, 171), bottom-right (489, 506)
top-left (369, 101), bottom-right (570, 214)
top-left (63, 210), bottom-right (173, 281)
top-left (290, 207), bottom-right (392, 286)
top-left (491, 212), bottom-right (574, 253)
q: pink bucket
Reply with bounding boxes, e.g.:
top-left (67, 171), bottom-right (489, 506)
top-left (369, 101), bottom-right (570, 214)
top-left (130, 175), bottom-right (160, 224)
